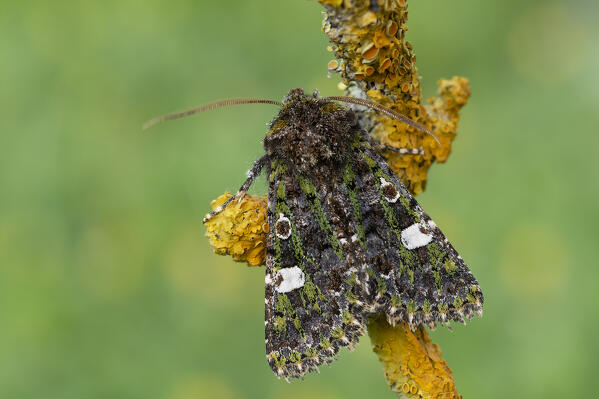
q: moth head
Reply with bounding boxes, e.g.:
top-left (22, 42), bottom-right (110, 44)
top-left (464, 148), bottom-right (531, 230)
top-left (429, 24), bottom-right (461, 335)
top-left (282, 88), bottom-right (316, 103)
top-left (263, 90), bottom-right (357, 171)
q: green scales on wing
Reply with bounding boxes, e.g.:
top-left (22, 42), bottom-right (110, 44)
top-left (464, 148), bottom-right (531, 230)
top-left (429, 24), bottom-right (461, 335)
top-left (186, 88), bottom-right (483, 380)
top-left (264, 165), bottom-right (366, 379)
top-left (263, 142), bottom-right (482, 378)
top-left (261, 92), bottom-right (482, 380)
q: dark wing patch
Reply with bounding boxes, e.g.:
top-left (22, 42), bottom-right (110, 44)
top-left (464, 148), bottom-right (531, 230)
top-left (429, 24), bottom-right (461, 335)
top-left (351, 145), bottom-right (483, 330)
top-left (264, 162), bottom-right (365, 379)
top-left (262, 138), bottom-right (483, 379)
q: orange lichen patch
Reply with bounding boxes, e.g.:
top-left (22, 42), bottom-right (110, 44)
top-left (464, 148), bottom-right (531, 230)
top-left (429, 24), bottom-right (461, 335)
top-left (362, 46), bottom-right (379, 64)
top-left (318, 0), bottom-right (470, 194)
top-left (373, 31), bottom-right (391, 48)
top-left (368, 79), bottom-right (470, 194)
top-left (357, 10), bottom-right (377, 27)
top-left (386, 20), bottom-right (399, 37)
top-left (328, 60), bottom-right (340, 70)
top-left (378, 58), bottom-right (392, 73)
top-left (422, 77), bottom-right (471, 163)
top-left (204, 193), bottom-right (268, 267)
top-left (368, 317), bottom-right (461, 399)
top-left (320, 0), bottom-right (343, 6)
top-left (359, 41), bottom-right (374, 54)
top-left (362, 45), bottom-right (378, 59)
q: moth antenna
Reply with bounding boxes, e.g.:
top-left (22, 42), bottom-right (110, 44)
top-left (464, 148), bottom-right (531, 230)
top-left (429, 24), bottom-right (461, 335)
top-left (325, 96), bottom-right (440, 144)
top-left (143, 98), bottom-right (283, 131)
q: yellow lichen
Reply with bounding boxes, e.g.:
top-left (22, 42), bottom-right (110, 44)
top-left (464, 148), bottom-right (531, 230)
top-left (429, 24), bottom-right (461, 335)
top-left (318, 0), bottom-right (470, 194)
top-left (203, 193), bottom-right (268, 267)
top-left (368, 317), bottom-right (461, 399)
top-left (320, 0), bottom-right (344, 6)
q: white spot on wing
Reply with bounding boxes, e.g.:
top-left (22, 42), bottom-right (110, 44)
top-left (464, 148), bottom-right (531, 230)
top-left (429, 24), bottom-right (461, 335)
top-left (401, 223), bottom-right (433, 249)
top-left (275, 213), bottom-right (292, 240)
top-left (265, 273), bottom-right (273, 285)
top-left (379, 177), bottom-right (400, 203)
top-left (274, 266), bottom-right (305, 293)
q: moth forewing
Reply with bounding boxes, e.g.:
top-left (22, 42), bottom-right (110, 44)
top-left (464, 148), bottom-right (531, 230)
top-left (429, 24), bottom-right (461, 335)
top-left (260, 89), bottom-right (482, 379)
top-left (179, 88), bottom-right (483, 379)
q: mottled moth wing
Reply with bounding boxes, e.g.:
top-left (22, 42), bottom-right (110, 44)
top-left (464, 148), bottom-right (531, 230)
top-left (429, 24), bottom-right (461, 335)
top-left (261, 90), bottom-right (482, 379)
top-left (264, 160), bottom-right (366, 379)
top-left (351, 140), bottom-right (483, 329)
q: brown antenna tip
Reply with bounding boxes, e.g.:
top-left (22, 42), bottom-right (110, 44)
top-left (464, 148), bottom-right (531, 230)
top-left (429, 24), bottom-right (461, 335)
top-left (143, 98), bottom-right (283, 131)
top-left (325, 96), bottom-right (440, 145)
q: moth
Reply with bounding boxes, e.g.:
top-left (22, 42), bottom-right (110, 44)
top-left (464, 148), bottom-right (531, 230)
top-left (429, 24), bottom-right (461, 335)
top-left (145, 88), bottom-right (483, 380)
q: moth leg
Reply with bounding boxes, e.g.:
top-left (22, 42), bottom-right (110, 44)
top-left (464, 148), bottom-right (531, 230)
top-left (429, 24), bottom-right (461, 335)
top-left (382, 145), bottom-right (424, 155)
top-left (363, 132), bottom-right (424, 156)
top-left (203, 155), bottom-right (268, 223)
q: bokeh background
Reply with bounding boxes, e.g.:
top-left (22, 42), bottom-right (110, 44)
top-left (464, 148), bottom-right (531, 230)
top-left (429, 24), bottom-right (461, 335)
top-left (2, 1), bottom-right (598, 398)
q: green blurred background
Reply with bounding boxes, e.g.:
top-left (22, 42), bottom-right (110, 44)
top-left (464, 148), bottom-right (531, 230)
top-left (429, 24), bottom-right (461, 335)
top-left (2, 1), bottom-right (598, 398)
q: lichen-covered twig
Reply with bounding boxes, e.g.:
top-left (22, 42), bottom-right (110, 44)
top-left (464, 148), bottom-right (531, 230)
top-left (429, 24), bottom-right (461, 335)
top-left (317, 3), bottom-right (468, 396)
top-left (204, 1), bottom-right (471, 397)
top-left (319, 0), bottom-right (470, 195)
top-left (368, 316), bottom-right (461, 399)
